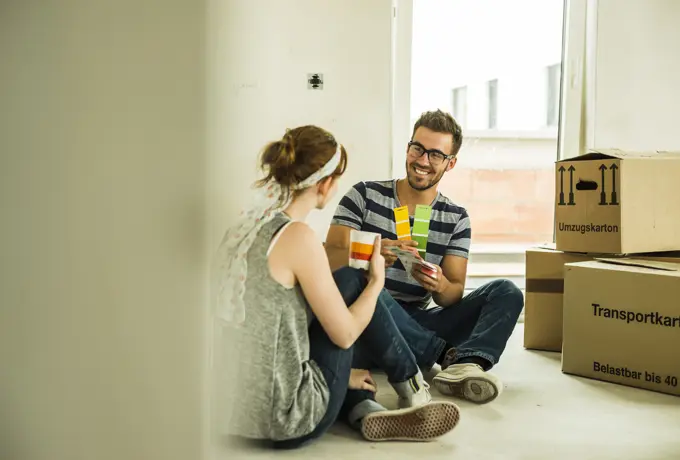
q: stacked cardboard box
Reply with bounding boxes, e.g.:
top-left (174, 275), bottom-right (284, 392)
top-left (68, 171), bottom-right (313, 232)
top-left (524, 246), bottom-right (595, 352)
top-left (524, 149), bottom-right (680, 397)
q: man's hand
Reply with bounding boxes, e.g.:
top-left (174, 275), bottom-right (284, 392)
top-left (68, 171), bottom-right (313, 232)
top-left (410, 255), bottom-right (467, 306)
top-left (381, 239), bottom-right (419, 267)
top-left (410, 262), bottom-right (446, 294)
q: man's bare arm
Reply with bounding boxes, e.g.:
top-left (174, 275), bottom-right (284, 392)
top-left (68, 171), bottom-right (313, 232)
top-left (325, 224), bottom-right (352, 272)
top-left (432, 255), bottom-right (468, 306)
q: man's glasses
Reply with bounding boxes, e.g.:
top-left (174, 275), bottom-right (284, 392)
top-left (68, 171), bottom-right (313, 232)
top-left (407, 141), bottom-right (455, 167)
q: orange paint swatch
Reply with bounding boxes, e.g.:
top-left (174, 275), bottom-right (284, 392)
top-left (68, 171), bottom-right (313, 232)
top-left (350, 242), bottom-right (373, 261)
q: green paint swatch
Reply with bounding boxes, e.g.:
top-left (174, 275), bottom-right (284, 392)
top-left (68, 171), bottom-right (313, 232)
top-left (412, 205), bottom-right (432, 254)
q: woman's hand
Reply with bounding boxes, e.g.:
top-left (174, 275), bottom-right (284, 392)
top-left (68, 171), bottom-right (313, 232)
top-left (349, 369), bottom-right (377, 392)
top-left (368, 235), bottom-right (385, 286)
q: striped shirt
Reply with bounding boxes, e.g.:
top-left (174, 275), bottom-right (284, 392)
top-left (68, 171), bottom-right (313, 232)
top-left (331, 180), bottom-right (471, 309)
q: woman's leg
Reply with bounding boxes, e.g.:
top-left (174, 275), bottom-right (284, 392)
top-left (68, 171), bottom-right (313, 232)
top-left (272, 318), bottom-right (381, 449)
top-left (331, 271), bottom-right (461, 440)
top-left (274, 316), bottom-right (460, 447)
top-left (333, 267), bottom-right (446, 373)
top-left (276, 268), bottom-right (462, 448)
top-left (332, 267), bottom-right (444, 407)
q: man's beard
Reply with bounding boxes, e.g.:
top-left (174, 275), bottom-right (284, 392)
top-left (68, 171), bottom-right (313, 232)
top-left (406, 165), bottom-right (445, 191)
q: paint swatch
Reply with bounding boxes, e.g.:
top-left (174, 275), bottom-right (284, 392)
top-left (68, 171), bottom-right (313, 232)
top-left (349, 230), bottom-right (379, 270)
top-left (392, 247), bottom-right (438, 281)
top-left (393, 206), bottom-right (411, 240)
top-left (350, 242), bottom-right (373, 261)
top-left (412, 205), bottom-right (432, 254)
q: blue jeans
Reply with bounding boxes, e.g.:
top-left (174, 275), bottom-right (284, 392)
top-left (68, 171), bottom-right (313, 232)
top-left (273, 268), bottom-right (420, 449)
top-left (351, 278), bottom-right (523, 372)
top-left (405, 280), bottom-right (524, 369)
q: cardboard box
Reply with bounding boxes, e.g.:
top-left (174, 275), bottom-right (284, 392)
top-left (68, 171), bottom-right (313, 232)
top-left (562, 258), bottom-right (680, 397)
top-left (554, 149), bottom-right (680, 254)
top-left (524, 246), bottom-right (595, 351)
top-left (524, 247), bottom-right (680, 352)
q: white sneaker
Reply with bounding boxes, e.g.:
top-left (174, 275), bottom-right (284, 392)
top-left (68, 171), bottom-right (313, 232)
top-left (422, 363), bottom-right (441, 383)
top-left (393, 371), bottom-right (432, 409)
top-left (433, 363), bottom-right (502, 404)
top-left (398, 380), bottom-right (432, 409)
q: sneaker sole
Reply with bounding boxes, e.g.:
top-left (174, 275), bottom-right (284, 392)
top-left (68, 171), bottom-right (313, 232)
top-left (361, 401), bottom-right (460, 442)
top-left (433, 375), bottom-right (499, 404)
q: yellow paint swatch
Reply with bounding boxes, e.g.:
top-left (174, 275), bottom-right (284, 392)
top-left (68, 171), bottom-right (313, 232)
top-left (393, 206), bottom-right (411, 240)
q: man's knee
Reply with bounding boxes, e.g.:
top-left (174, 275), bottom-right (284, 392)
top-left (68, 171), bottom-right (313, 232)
top-left (332, 267), bottom-right (368, 302)
top-left (332, 266), bottom-right (367, 287)
top-left (489, 279), bottom-right (524, 312)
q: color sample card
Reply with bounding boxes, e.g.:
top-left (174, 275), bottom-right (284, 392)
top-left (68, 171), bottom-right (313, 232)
top-left (349, 230), bottom-right (379, 270)
top-left (350, 242), bottom-right (373, 261)
top-left (393, 206), bottom-right (411, 240)
top-left (412, 205), bottom-right (432, 254)
top-left (392, 247), bottom-right (438, 281)
top-left (391, 247), bottom-right (420, 280)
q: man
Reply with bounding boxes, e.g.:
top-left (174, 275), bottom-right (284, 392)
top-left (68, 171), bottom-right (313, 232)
top-left (325, 110), bottom-right (524, 404)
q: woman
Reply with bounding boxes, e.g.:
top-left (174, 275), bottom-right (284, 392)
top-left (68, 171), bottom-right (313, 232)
top-left (212, 126), bottom-right (460, 448)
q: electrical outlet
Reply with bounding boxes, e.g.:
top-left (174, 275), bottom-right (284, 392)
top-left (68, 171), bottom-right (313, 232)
top-left (307, 73), bottom-right (323, 90)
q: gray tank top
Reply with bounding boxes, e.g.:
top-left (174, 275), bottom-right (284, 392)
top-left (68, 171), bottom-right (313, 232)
top-left (226, 213), bottom-right (330, 441)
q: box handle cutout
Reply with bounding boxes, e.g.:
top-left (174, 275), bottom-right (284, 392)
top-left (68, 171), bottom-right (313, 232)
top-left (575, 180), bottom-right (598, 191)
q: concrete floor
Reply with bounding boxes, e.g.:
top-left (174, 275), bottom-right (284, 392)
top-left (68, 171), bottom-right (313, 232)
top-left (217, 325), bottom-right (680, 460)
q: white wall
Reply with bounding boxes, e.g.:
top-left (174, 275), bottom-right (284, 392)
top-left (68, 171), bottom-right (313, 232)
top-left (392, 0), bottom-right (414, 179)
top-left (207, 0), bottom-right (394, 250)
top-left (1, 1), bottom-right (395, 459)
top-left (0, 2), bottom-right (208, 459)
top-left (587, 0), bottom-right (680, 150)
top-left (206, 1), bottom-right (393, 453)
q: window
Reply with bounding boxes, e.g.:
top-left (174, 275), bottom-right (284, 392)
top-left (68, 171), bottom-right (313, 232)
top-left (546, 63), bottom-right (561, 127)
top-left (487, 79), bottom-right (498, 129)
top-left (406, 0), bottom-right (566, 295)
top-left (451, 86), bottom-right (467, 126)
